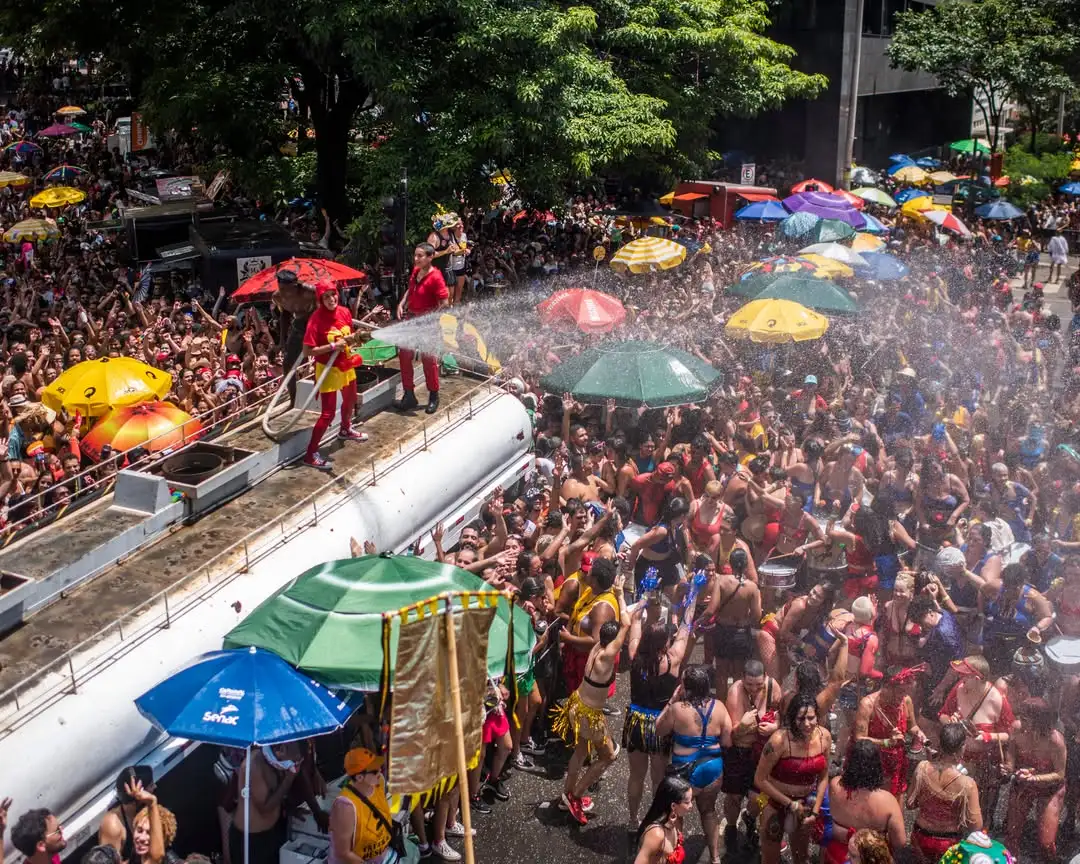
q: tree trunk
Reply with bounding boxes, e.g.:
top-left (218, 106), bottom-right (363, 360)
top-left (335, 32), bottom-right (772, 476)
top-left (304, 68), bottom-right (367, 228)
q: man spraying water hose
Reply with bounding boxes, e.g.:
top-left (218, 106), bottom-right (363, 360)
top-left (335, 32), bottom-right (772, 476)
top-left (300, 281), bottom-right (381, 471)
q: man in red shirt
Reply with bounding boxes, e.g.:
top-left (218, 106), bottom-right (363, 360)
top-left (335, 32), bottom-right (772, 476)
top-left (394, 243), bottom-right (450, 414)
top-left (629, 461), bottom-right (677, 525)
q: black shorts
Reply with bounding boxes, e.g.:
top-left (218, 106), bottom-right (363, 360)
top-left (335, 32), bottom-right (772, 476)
top-left (710, 624), bottom-right (754, 662)
top-left (721, 745), bottom-right (757, 796)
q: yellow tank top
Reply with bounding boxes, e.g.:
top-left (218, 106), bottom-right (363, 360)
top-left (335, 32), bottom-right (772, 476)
top-left (570, 585), bottom-right (618, 636)
top-left (339, 781), bottom-right (392, 861)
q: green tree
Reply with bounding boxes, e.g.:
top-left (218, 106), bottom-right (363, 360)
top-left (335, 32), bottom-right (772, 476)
top-left (2, 0), bottom-right (825, 228)
top-left (887, 0), bottom-right (1077, 152)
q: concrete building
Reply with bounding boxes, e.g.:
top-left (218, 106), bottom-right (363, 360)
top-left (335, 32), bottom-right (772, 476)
top-left (722, 0), bottom-right (971, 186)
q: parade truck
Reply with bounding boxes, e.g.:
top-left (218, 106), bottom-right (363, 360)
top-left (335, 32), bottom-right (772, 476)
top-left (669, 180), bottom-right (779, 228)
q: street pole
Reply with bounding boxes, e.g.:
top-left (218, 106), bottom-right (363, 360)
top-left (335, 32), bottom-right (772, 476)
top-left (837, 0), bottom-right (865, 189)
top-left (1058, 92), bottom-right (1067, 137)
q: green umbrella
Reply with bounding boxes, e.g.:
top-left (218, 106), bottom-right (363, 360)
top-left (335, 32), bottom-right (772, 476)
top-left (728, 268), bottom-right (836, 299)
top-left (224, 554), bottom-right (534, 690)
top-left (356, 338), bottom-right (397, 364)
top-left (69, 121), bottom-right (92, 134)
top-left (805, 218), bottom-right (856, 243)
top-left (539, 340), bottom-right (721, 407)
top-left (949, 138), bottom-right (990, 155)
top-left (746, 274), bottom-right (858, 314)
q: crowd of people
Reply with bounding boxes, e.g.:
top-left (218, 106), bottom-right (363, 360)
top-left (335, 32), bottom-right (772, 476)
top-left (8, 78), bottom-right (1080, 864)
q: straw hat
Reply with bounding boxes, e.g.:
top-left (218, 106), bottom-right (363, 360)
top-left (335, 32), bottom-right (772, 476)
top-left (432, 211), bottom-right (461, 230)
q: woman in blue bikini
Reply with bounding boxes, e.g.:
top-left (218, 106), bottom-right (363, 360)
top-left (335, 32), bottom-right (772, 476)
top-left (657, 666), bottom-right (732, 864)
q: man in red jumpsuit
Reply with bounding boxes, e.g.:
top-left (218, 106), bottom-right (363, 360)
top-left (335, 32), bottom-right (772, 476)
top-left (301, 281), bottom-right (368, 471)
top-left (394, 242), bottom-right (450, 415)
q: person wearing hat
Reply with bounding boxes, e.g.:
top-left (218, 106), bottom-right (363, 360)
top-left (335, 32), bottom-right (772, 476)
top-left (426, 212), bottom-right (467, 306)
top-left (329, 748), bottom-right (399, 864)
top-left (628, 460), bottom-right (677, 526)
top-left (301, 281), bottom-right (370, 470)
top-left (393, 243), bottom-right (449, 415)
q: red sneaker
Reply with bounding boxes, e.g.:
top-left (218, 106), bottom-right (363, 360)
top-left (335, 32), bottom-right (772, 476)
top-left (339, 428), bottom-right (369, 442)
top-left (561, 793), bottom-right (588, 825)
top-left (303, 453), bottom-right (333, 472)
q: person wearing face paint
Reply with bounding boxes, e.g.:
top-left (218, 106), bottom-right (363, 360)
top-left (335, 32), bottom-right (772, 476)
top-left (301, 281), bottom-right (371, 471)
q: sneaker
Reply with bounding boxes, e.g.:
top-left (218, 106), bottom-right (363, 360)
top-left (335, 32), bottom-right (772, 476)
top-left (432, 840), bottom-right (461, 861)
top-left (303, 453), bottom-right (332, 472)
top-left (339, 428), bottom-right (369, 442)
top-left (557, 795), bottom-right (594, 813)
top-left (561, 793), bottom-right (588, 825)
top-left (484, 777), bottom-right (510, 802)
top-left (512, 752), bottom-right (535, 771)
top-left (393, 390), bottom-right (419, 411)
top-left (444, 821), bottom-right (475, 838)
top-left (520, 737), bottom-right (546, 756)
top-left (469, 795), bottom-right (492, 815)
top-left (425, 392), bottom-right (440, 415)
top-left (418, 843), bottom-right (433, 859)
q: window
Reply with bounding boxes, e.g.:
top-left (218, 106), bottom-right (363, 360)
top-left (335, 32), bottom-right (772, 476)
top-left (863, 0), bottom-right (884, 35)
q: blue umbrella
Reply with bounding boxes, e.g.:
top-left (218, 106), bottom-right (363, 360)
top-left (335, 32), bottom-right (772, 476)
top-left (1060, 182), bottom-right (1080, 195)
top-left (915, 157), bottom-right (941, 169)
top-left (735, 200), bottom-right (789, 222)
top-left (136, 646), bottom-right (352, 746)
top-left (859, 212), bottom-right (889, 234)
top-left (778, 211), bottom-right (821, 238)
top-left (894, 188), bottom-right (932, 205)
top-left (889, 154), bottom-right (914, 165)
top-left (137, 647), bottom-right (352, 864)
top-left (856, 251), bottom-right (909, 281)
top-left (974, 200), bottom-right (1024, 220)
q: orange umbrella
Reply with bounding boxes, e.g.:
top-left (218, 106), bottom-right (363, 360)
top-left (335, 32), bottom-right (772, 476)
top-left (791, 178), bottom-right (834, 194)
top-left (537, 288), bottom-right (626, 333)
top-left (82, 401), bottom-right (203, 461)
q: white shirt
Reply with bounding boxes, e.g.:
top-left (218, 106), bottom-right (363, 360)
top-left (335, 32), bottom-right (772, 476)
top-left (1048, 235), bottom-right (1069, 264)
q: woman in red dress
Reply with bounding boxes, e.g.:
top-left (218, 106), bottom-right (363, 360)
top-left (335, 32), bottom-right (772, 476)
top-left (853, 664), bottom-right (928, 796)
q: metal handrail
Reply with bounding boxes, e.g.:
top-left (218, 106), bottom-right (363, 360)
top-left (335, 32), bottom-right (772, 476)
top-left (0, 373), bottom-right (506, 733)
top-left (0, 362), bottom-right (318, 539)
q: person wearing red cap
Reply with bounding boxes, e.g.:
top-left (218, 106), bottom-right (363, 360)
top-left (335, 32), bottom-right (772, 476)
top-left (629, 461), bottom-right (677, 526)
top-left (302, 281), bottom-right (367, 471)
top-left (394, 243), bottom-right (449, 415)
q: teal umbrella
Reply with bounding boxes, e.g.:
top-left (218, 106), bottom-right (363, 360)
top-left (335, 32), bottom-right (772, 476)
top-left (804, 219), bottom-right (857, 243)
top-left (224, 554), bottom-right (533, 690)
top-left (745, 274), bottom-right (859, 314)
top-left (539, 340), bottom-right (722, 407)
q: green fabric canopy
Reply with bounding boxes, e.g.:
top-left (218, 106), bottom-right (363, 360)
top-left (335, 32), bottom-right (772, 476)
top-left (223, 554), bottom-right (534, 691)
top-left (949, 138), bottom-right (990, 155)
top-left (741, 274), bottom-right (858, 314)
top-left (539, 339), bottom-right (722, 407)
top-left (356, 338), bottom-right (398, 364)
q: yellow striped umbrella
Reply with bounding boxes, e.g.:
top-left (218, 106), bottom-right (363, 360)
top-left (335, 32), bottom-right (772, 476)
top-left (851, 233), bottom-right (886, 252)
top-left (610, 237), bottom-right (687, 274)
top-left (0, 171), bottom-right (30, 189)
top-left (725, 298), bottom-right (829, 344)
top-left (3, 218), bottom-right (59, 243)
top-left (30, 186), bottom-right (86, 208)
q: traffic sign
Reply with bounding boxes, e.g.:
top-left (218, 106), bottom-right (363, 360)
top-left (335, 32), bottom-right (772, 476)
top-left (741, 163), bottom-right (756, 185)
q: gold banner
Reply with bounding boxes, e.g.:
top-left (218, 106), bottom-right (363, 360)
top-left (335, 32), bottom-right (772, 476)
top-left (387, 605), bottom-right (496, 794)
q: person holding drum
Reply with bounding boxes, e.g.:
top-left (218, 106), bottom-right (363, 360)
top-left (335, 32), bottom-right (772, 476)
top-left (980, 563), bottom-right (1054, 675)
top-left (853, 664), bottom-right (928, 797)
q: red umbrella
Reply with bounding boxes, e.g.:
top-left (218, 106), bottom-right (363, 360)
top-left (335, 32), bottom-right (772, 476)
top-left (791, 178), bottom-right (834, 194)
top-left (232, 258), bottom-right (367, 300)
top-left (831, 189), bottom-right (866, 210)
top-left (537, 289), bottom-right (626, 333)
top-left (82, 401), bottom-right (203, 461)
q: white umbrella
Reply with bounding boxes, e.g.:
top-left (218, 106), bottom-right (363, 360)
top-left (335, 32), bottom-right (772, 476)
top-left (797, 242), bottom-right (869, 268)
top-left (922, 209), bottom-right (972, 237)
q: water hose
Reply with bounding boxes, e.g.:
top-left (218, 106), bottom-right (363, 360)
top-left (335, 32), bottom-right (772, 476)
top-left (260, 347), bottom-right (343, 442)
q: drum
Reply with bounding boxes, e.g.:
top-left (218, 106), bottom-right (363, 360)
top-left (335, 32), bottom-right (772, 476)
top-left (1045, 635), bottom-right (1080, 674)
top-left (807, 543), bottom-right (847, 580)
top-left (759, 561), bottom-right (798, 590)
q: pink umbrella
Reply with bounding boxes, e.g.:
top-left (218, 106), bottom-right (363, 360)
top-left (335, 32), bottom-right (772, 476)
top-left (922, 209), bottom-right (971, 237)
top-left (37, 124), bottom-right (79, 138)
top-left (791, 178), bottom-right (834, 194)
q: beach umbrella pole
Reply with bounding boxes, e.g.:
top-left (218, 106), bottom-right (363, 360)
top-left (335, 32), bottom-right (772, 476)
top-left (442, 597), bottom-right (476, 864)
top-left (593, 260), bottom-right (600, 290)
top-left (244, 747), bottom-right (251, 864)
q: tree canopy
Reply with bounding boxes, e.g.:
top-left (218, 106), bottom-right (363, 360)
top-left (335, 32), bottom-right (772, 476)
top-left (887, 0), bottom-right (1077, 152)
top-left (1, 0), bottom-right (826, 230)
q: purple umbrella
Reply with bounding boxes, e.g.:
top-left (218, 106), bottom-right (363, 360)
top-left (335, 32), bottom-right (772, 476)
top-left (782, 191), bottom-right (867, 229)
top-left (37, 124), bottom-right (79, 138)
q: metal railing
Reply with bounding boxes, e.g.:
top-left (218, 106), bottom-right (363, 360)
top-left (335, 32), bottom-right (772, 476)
top-left (0, 374), bottom-right (506, 735)
top-left (0, 363), bottom-right (319, 541)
